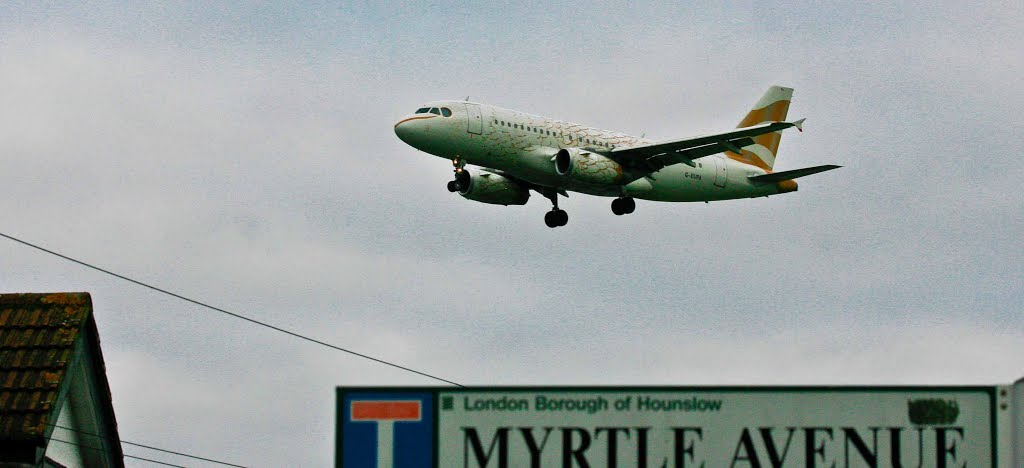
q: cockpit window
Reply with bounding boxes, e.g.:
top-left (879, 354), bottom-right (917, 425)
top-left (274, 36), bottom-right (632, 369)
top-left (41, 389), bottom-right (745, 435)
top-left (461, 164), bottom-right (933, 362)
top-left (415, 107), bottom-right (430, 114)
top-left (441, 107), bottom-right (452, 117)
top-left (429, 107), bottom-right (441, 115)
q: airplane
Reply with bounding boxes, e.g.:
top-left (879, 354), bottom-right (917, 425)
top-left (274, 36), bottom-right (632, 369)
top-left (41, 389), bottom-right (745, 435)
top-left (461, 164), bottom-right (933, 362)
top-left (394, 86), bottom-right (839, 228)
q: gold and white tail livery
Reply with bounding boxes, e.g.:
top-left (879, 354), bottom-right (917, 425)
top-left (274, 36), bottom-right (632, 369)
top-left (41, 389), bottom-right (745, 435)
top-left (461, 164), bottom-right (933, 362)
top-left (394, 86), bottom-right (839, 228)
top-left (728, 85), bottom-right (796, 172)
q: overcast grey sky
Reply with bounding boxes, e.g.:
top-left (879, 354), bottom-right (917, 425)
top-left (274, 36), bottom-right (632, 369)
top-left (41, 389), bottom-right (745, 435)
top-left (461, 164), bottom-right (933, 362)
top-left (2, 1), bottom-right (1021, 466)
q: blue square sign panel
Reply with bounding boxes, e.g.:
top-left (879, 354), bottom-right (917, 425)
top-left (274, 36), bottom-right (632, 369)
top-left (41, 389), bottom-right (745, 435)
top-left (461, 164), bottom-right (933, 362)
top-left (338, 391), bottom-right (434, 468)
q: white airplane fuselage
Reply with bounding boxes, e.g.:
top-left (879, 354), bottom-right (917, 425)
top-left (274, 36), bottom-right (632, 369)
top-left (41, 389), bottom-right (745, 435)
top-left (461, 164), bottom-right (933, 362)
top-left (394, 101), bottom-right (791, 203)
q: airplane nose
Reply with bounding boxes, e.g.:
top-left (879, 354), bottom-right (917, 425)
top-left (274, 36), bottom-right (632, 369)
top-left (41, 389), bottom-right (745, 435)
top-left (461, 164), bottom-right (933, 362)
top-left (395, 114), bottom-right (439, 149)
top-left (394, 117), bottom-right (418, 144)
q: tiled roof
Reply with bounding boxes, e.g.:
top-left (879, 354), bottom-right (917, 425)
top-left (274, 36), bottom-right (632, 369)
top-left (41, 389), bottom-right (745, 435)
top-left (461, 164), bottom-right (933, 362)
top-left (0, 293), bottom-right (92, 441)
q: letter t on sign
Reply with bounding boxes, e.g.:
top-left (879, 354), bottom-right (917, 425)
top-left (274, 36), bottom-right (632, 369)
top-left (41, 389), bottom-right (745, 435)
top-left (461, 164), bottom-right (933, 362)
top-left (351, 401), bottom-right (423, 468)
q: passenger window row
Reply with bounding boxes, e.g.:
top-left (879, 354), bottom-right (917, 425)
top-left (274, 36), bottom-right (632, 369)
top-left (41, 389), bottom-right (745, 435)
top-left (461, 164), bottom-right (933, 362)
top-left (494, 119), bottom-right (549, 134)
top-left (491, 118), bottom-right (613, 148)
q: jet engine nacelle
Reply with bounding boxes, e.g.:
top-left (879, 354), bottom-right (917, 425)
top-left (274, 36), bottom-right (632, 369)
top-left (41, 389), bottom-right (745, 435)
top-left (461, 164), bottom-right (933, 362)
top-left (456, 168), bottom-right (530, 206)
top-left (554, 148), bottom-right (625, 185)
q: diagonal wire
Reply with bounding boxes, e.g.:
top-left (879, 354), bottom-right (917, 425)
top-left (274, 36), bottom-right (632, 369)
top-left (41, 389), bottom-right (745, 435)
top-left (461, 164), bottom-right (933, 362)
top-left (48, 437), bottom-right (185, 467)
top-left (0, 231), bottom-right (465, 387)
top-left (49, 423), bottom-right (246, 467)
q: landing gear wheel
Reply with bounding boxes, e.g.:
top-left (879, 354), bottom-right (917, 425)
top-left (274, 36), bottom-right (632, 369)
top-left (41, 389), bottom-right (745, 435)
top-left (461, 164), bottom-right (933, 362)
top-left (541, 189), bottom-right (568, 228)
top-left (544, 209), bottom-right (568, 228)
top-left (622, 197), bottom-right (635, 214)
top-left (611, 197), bottom-right (635, 215)
top-left (448, 170), bottom-right (469, 193)
top-left (555, 209), bottom-right (568, 226)
top-left (544, 211), bottom-right (558, 228)
top-left (611, 198), bottom-right (624, 215)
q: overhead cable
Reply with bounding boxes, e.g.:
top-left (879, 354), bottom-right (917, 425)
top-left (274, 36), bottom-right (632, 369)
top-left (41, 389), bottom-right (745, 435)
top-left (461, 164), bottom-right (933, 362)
top-left (47, 437), bottom-right (185, 468)
top-left (49, 423), bottom-right (246, 467)
top-left (0, 231), bottom-right (465, 387)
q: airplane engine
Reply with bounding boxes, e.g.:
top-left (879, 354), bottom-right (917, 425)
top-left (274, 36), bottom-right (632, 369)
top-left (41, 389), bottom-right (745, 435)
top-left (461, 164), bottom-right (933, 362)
top-left (554, 148), bottom-right (625, 185)
top-left (455, 168), bottom-right (530, 206)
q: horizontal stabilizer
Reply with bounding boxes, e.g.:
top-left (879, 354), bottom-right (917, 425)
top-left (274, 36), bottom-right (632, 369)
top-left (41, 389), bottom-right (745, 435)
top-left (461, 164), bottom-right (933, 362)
top-left (748, 165), bottom-right (841, 185)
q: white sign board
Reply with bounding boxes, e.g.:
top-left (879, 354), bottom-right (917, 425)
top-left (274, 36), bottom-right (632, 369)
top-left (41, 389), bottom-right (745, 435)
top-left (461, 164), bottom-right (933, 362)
top-left (337, 384), bottom-right (1019, 467)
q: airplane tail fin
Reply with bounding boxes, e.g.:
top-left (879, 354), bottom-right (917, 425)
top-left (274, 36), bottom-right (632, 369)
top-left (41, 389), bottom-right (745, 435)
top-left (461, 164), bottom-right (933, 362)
top-left (727, 85), bottom-right (794, 171)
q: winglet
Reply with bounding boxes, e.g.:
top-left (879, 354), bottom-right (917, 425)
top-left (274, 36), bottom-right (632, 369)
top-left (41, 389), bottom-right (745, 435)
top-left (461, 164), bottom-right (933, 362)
top-left (793, 118), bottom-right (806, 132)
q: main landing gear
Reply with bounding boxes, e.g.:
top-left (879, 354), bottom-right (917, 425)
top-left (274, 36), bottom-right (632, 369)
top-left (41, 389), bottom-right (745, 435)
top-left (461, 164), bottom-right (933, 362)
top-left (543, 190), bottom-right (568, 228)
top-left (544, 209), bottom-right (568, 228)
top-left (446, 157), bottom-right (467, 192)
top-left (611, 196), bottom-right (636, 216)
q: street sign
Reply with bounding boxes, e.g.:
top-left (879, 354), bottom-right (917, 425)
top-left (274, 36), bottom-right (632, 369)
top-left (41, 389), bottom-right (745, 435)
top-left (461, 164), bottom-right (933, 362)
top-left (337, 383), bottom-right (1020, 467)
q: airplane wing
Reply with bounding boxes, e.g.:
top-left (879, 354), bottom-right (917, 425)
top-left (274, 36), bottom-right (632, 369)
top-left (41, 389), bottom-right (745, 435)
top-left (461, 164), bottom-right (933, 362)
top-left (609, 119), bottom-right (805, 174)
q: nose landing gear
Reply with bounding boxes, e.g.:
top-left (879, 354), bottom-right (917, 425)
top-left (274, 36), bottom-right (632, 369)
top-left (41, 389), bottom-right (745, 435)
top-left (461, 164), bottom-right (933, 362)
top-left (611, 196), bottom-right (636, 216)
top-left (447, 157), bottom-right (467, 192)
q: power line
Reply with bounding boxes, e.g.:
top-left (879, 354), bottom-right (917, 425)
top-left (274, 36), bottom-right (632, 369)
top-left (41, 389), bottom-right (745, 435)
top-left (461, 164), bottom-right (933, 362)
top-left (0, 231), bottom-right (465, 387)
top-left (47, 437), bottom-right (185, 467)
top-left (49, 423), bottom-right (246, 467)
